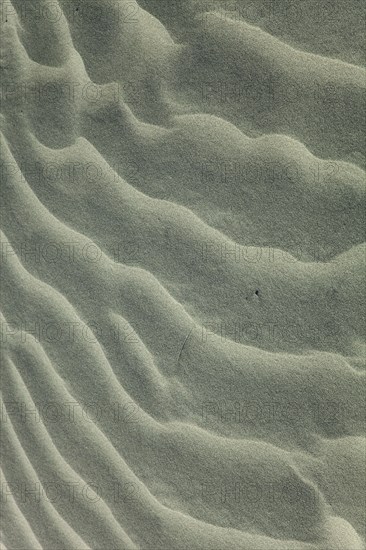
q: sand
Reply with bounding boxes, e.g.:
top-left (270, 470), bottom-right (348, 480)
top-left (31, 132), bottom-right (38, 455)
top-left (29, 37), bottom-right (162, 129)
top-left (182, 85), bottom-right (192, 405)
top-left (0, 0), bottom-right (365, 548)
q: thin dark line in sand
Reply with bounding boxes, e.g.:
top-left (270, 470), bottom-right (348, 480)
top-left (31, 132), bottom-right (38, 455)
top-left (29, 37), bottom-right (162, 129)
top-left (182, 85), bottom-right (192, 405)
top-left (176, 327), bottom-right (194, 373)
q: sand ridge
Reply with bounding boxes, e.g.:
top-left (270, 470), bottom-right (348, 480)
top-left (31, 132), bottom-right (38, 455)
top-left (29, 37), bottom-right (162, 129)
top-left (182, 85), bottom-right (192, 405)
top-left (1, 0), bottom-right (365, 548)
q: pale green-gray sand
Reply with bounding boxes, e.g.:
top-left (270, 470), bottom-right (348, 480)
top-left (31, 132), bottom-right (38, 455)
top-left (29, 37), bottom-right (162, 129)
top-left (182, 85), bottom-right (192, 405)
top-left (1, 0), bottom-right (365, 548)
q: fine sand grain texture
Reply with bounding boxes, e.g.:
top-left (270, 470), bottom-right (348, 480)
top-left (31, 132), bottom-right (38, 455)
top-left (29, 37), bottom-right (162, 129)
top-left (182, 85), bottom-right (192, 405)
top-left (0, 0), bottom-right (365, 549)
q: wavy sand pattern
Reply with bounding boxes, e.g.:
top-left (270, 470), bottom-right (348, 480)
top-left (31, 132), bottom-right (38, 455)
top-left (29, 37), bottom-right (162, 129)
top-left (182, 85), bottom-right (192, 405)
top-left (1, 0), bottom-right (365, 548)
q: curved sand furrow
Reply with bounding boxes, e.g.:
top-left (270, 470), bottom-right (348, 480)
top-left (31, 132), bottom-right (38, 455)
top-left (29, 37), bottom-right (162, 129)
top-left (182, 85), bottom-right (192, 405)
top-left (1, 130), bottom-right (364, 359)
top-left (1, 233), bottom-right (365, 544)
top-left (0, 468), bottom-right (43, 550)
top-left (4, 103), bottom-right (365, 262)
top-left (2, 325), bottom-right (325, 549)
top-left (1, 0), bottom-right (365, 548)
top-left (1, 13), bottom-right (364, 260)
top-left (139, 0), bottom-right (366, 67)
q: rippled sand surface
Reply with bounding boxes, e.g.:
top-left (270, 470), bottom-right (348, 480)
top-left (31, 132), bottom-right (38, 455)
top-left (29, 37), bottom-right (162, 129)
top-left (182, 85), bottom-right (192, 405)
top-left (1, 1), bottom-right (365, 548)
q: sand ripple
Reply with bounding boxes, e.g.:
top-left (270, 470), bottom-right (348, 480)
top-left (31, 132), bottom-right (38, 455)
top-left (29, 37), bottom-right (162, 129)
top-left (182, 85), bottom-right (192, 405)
top-left (1, 1), bottom-right (365, 548)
